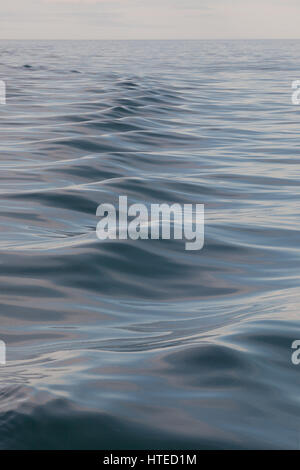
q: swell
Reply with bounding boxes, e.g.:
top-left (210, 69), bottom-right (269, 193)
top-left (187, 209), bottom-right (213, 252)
top-left (0, 39), bottom-right (300, 449)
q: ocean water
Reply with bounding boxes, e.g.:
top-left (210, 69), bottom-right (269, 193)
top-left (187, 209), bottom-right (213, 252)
top-left (0, 39), bottom-right (300, 450)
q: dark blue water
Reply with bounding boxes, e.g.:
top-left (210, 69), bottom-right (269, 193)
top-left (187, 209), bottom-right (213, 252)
top-left (0, 40), bottom-right (300, 449)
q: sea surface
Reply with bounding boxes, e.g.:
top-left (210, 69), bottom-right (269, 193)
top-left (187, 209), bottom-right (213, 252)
top-left (0, 39), bottom-right (300, 449)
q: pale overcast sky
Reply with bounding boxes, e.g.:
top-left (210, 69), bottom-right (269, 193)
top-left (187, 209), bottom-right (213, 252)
top-left (1, 0), bottom-right (300, 40)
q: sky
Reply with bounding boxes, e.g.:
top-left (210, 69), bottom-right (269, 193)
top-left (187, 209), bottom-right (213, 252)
top-left (1, 0), bottom-right (300, 40)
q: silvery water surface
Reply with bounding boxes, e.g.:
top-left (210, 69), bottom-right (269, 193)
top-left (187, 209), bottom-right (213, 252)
top-left (0, 40), bottom-right (300, 450)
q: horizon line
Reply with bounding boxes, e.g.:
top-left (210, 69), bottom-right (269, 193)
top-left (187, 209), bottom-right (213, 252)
top-left (1, 37), bottom-right (300, 41)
